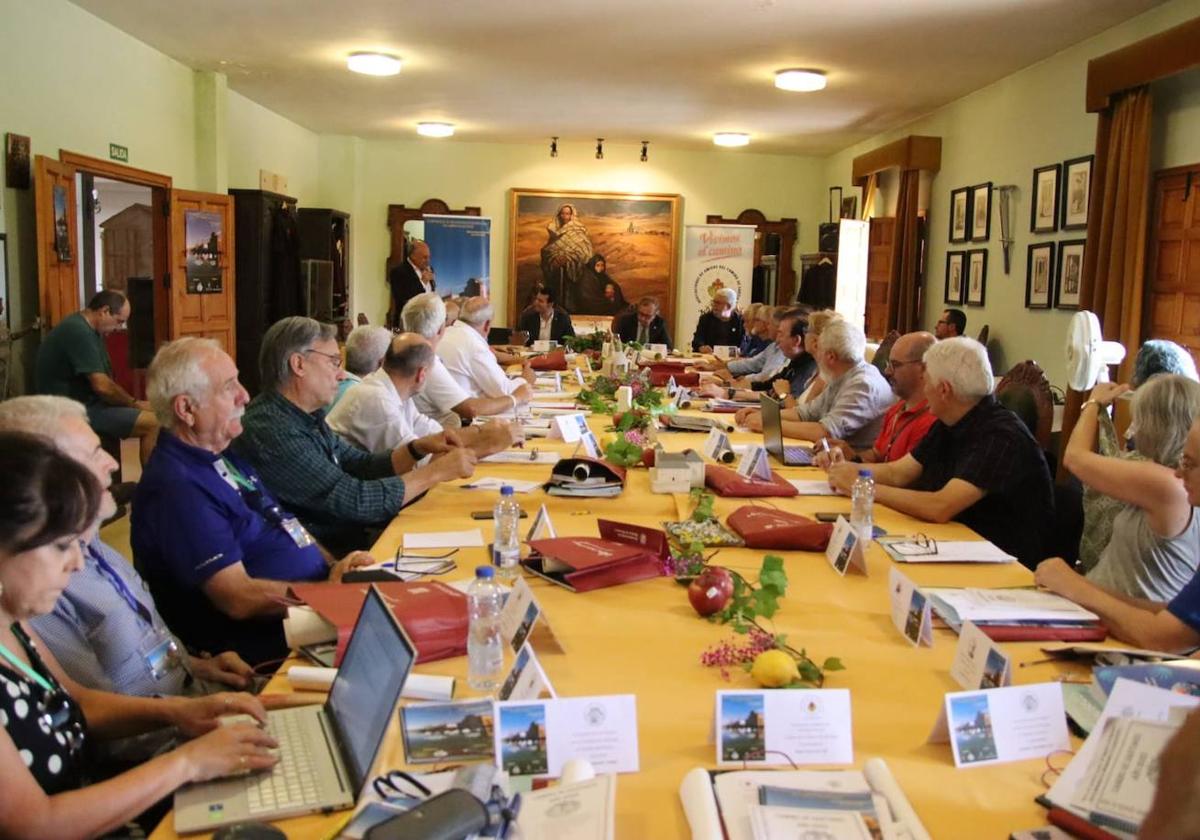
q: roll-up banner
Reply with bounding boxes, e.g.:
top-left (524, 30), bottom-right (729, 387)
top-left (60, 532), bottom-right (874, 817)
top-left (678, 224), bottom-right (756, 342)
top-left (424, 214), bottom-right (492, 298)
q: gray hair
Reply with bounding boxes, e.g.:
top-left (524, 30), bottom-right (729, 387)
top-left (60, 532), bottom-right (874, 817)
top-left (923, 337), bottom-right (993, 399)
top-left (259, 317), bottom-right (337, 393)
top-left (713, 288), bottom-right (737, 308)
top-left (382, 336), bottom-right (435, 379)
top-left (0, 395), bottom-right (88, 436)
top-left (147, 337), bottom-right (224, 427)
top-left (402, 293), bottom-right (447, 340)
top-left (1133, 340), bottom-right (1200, 387)
top-left (1131, 373), bottom-right (1200, 466)
top-left (458, 297), bottom-right (494, 327)
top-left (344, 326), bottom-right (391, 376)
top-left (817, 320), bottom-right (866, 363)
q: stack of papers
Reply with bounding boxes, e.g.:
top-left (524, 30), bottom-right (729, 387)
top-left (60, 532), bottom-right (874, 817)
top-left (923, 587), bottom-right (1106, 641)
top-left (546, 474), bottom-right (623, 498)
top-left (402, 530), bottom-right (485, 549)
top-left (707, 398), bottom-right (759, 410)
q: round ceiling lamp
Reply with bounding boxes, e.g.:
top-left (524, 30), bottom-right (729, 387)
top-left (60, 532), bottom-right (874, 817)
top-left (774, 68), bottom-right (827, 92)
top-left (416, 122), bottom-right (455, 138)
top-left (347, 52), bottom-right (402, 76)
top-left (713, 132), bottom-right (750, 147)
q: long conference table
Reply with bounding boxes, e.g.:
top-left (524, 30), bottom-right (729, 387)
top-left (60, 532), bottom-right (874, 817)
top-left (152, 380), bottom-right (1095, 839)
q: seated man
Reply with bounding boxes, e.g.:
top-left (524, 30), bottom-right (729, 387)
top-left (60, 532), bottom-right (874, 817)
top-left (328, 332), bottom-right (517, 455)
top-left (403, 293), bottom-right (521, 427)
top-left (516, 287), bottom-right (575, 347)
top-left (34, 289), bottom-right (158, 463)
top-left (934, 307), bottom-right (966, 339)
top-left (437, 297), bottom-right (535, 405)
top-left (691, 288), bottom-right (745, 353)
top-left (612, 295), bottom-right (672, 349)
top-left (815, 331), bottom-right (938, 465)
top-left (702, 309), bottom-right (814, 400)
top-left (132, 337), bottom-right (381, 666)
top-left (700, 305), bottom-right (791, 385)
top-left (0, 395), bottom-right (252, 695)
top-left (236, 317), bottom-right (476, 556)
top-left (737, 320), bottom-right (892, 449)
top-left (1034, 417), bottom-right (1200, 653)
top-left (828, 337), bottom-right (1054, 569)
top-left (331, 325), bottom-right (391, 408)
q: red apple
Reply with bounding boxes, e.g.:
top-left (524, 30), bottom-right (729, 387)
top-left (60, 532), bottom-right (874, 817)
top-left (689, 566), bottom-right (734, 616)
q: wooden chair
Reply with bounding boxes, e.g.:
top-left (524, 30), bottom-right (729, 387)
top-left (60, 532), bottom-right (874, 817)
top-left (977, 324), bottom-right (990, 346)
top-left (870, 329), bottom-right (901, 373)
top-left (995, 360), bottom-right (1054, 450)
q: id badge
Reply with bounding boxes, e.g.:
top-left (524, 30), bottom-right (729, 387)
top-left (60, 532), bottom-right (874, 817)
top-left (281, 516), bottom-right (316, 548)
top-left (139, 630), bottom-right (182, 681)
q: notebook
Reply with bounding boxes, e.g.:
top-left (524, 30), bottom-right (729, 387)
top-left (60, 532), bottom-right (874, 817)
top-left (760, 395), bottom-right (812, 466)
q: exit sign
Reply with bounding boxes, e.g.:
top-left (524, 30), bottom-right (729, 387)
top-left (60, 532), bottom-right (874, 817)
top-left (109, 143), bottom-right (129, 163)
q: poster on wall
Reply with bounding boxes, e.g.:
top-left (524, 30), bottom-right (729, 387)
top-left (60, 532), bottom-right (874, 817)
top-left (678, 224), bottom-right (756, 345)
top-left (507, 188), bottom-right (681, 326)
top-left (184, 210), bottom-right (223, 294)
top-left (52, 185), bottom-right (71, 263)
top-left (424, 214), bottom-right (492, 298)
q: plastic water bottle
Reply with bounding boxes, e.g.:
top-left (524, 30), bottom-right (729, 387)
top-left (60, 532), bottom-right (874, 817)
top-left (493, 485), bottom-right (522, 581)
top-left (850, 469), bottom-right (875, 544)
top-left (467, 566), bottom-right (504, 692)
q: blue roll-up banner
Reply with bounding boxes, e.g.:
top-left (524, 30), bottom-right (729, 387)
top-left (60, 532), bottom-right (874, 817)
top-left (424, 215), bottom-right (492, 298)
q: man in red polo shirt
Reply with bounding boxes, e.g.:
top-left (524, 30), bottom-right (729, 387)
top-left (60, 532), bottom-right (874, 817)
top-left (815, 331), bottom-right (937, 465)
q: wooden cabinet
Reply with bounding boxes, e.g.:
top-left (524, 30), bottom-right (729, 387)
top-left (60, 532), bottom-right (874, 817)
top-left (297, 208), bottom-right (351, 323)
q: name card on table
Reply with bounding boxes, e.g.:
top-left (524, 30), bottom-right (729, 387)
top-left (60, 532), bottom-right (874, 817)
top-left (499, 577), bottom-right (563, 653)
top-left (703, 428), bottom-right (735, 464)
top-left (888, 567), bottom-right (932, 647)
top-left (949, 621), bottom-right (1012, 690)
top-left (578, 430), bottom-right (601, 459)
top-left (498, 642), bottom-right (556, 702)
top-left (715, 689), bottom-right (853, 767)
top-left (736, 444), bottom-right (772, 481)
top-left (826, 517), bottom-right (867, 577)
top-left (666, 375), bottom-right (678, 395)
top-left (400, 699), bottom-right (496, 764)
top-left (550, 413), bottom-right (590, 442)
top-left (533, 340), bottom-right (556, 352)
top-left (527, 503), bottom-right (557, 542)
top-left (928, 682), bottom-right (1068, 768)
top-left (575, 367), bottom-right (587, 387)
top-left (495, 694), bottom-right (639, 778)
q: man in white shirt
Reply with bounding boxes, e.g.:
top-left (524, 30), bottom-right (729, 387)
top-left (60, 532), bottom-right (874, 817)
top-left (327, 333), bottom-right (519, 456)
top-left (437, 297), bottom-right (534, 407)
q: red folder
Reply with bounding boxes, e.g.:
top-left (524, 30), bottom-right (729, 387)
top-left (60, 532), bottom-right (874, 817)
top-left (523, 537), bottom-right (663, 592)
top-left (289, 580), bottom-right (467, 666)
top-left (976, 624), bottom-right (1108, 643)
top-left (597, 519), bottom-right (671, 564)
top-left (648, 370), bottom-right (700, 387)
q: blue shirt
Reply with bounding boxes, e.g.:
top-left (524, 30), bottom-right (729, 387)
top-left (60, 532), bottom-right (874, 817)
top-left (131, 431), bottom-right (329, 665)
top-left (1168, 569), bottom-right (1200, 636)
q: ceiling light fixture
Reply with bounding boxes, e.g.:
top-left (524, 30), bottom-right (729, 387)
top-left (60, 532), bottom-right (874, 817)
top-left (713, 132), bottom-right (750, 147)
top-left (346, 52), bottom-right (402, 76)
top-left (416, 122), bottom-right (455, 138)
top-left (774, 68), bottom-right (827, 92)
top-left (641, 141), bottom-right (649, 163)
top-left (596, 138), bottom-right (604, 160)
top-left (550, 136), bottom-right (558, 158)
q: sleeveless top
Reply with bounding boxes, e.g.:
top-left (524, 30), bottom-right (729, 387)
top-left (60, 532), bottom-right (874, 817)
top-left (1087, 507), bottom-right (1200, 602)
top-left (0, 623), bottom-right (88, 794)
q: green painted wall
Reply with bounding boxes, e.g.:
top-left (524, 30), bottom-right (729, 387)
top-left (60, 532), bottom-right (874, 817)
top-left (226, 90), bottom-right (319, 204)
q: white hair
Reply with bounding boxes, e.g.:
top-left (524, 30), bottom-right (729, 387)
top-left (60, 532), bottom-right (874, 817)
top-left (344, 326), bottom-right (391, 376)
top-left (0, 395), bottom-right (88, 436)
top-left (459, 297), bottom-right (494, 327)
top-left (402, 292), bottom-right (447, 340)
top-left (923, 337), bottom-right (993, 399)
top-left (817, 319), bottom-right (866, 363)
top-left (147, 337), bottom-right (224, 428)
top-left (714, 288), bottom-right (737, 308)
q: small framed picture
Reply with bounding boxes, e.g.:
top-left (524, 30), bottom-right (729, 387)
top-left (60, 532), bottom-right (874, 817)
top-left (1030, 164), bottom-right (1060, 234)
top-left (5, 133), bottom-right (31, 191)
top-left (1055, 240), bottom-right (1085, 309)
top-left (1061, 156), bottom-right (1093, 230)
top-left (949, 188), bottom-right (972, 243)
top-left (1025, 243), bottom-right (1054, 309)
top-left (966, 249), bottom-right (987, 306)
top-left (945, 251), bottom-right (965, 304)
top-left (840, 194), bottom-right (858, 220)
top-left (828, 187), bottom-right (842, 224)
top-left (970, 182), bottom-right (992, 242)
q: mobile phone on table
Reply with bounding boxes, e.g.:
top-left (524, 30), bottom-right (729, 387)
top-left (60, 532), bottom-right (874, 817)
top-left (471, 510), bottom-right (529, 520)
top-left (814, 512), bottom-right (841, 523)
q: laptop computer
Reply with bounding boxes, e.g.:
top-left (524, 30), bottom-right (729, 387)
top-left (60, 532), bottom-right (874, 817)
top-left (760, 394), bottom-right (813, 466)
top-left (175, 586), bottom-right (415, 833)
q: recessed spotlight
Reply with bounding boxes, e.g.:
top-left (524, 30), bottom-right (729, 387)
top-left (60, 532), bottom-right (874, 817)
top-left (775, 68), bottom-right (826, 92)
top-left (416, 122), bottom-right (455, 138)
top-left (347, 52), bottom-right (402, 76)
top-left (713, 132), bottom-right (750, 147)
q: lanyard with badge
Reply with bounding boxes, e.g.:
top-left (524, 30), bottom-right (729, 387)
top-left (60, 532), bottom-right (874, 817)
top-left (214, 457), bottom-right (316, 549)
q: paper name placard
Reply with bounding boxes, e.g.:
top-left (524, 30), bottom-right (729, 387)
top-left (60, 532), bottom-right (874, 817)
top-left (666, 375), bottom-right (678, 395)
top-left (703, 428), bottom-right (735, 464)
top-left (888, 567), bottom-right (932, 646)
top-left (826, 517), bottom-right (867, 576)
top-left (527, 503), bottom-right (557, 542)
top-left (533, 340), bottom-right (554, 351)
top-left (499, 577), bottom-right (563, 653)
top-left (495, 694), bottom-right (639, 778)
top-left (498, 642), bottom-right (556, 702)
top-left (715, 689), bottom-right (853, 767)
top-left (929, 682), bottom-right (1068, 768)
top-left (400, 699), bottom-right (496, 764)
top-left (736, 444), bottom-right (772, 481)
top-left (579, 430), bottom-right (601, 459)
top-left (950, 621), bottom-right (1012, 690)
top-left (551, 413), bottom-right (590, 442)
top-left (575, 367), bottom-right (587, 387)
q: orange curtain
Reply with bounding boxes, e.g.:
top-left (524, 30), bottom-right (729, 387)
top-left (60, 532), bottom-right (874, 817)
top-left (887, 168), bottom-right (922, 332)
top-left (1058, 86), bottom-right (1153, 481)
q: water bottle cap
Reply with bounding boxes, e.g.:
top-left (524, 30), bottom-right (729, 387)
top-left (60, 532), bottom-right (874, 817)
top-left (858, 469), bottom-right (872, 478)
top-left (475, 565), bottom-right (495, 579)
top-left (500, 485), bottom-right (514, 496)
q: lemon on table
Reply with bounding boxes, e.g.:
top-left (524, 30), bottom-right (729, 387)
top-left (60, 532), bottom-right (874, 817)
top-left (751, 649), bottom-right (798, 688)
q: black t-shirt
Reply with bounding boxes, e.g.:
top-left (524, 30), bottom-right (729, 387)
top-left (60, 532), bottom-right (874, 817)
top-left (691, 311), bottom-right (745, 352)
top-left (910, 396), bottom-right (1054, 569)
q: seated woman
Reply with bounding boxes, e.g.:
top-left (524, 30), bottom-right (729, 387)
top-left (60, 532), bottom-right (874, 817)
top-left (0, 432), bottom-right (276, 839)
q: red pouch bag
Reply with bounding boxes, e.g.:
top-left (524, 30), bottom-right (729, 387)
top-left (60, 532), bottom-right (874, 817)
top-left (704, 464), bottom-right (799, 497)
top-left (529, 349), bottom-right (568, 371)
top-left (726, 505), bottom-right (833, 550)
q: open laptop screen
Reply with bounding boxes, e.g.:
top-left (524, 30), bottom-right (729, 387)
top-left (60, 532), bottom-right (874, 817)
top-left (327, 587), bottom-right (415, 793)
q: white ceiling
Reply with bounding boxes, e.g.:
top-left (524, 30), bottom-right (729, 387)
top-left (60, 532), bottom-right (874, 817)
top-left (71, 0), bottom-right (1166, 155)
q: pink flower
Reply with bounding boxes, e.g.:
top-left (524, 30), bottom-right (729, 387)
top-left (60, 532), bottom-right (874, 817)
top-left (624, 429), bottom-right (647, 446)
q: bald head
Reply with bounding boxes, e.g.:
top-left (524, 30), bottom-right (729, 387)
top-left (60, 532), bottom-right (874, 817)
top-left (887, 331), bottom-right (937, 402)
top-left (382, 333), bottom-right (435, 383)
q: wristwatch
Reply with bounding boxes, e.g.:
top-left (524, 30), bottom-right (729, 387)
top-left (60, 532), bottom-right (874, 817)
top-left (727, 387), bottom-right (736, 400)
top-left (407, 440), bottom-right (423, 460)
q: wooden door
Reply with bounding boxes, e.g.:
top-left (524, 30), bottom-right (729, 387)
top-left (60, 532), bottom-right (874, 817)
top-left (170, 190), bottom-right (237, 358)
top-left (1144, 165), bottom-right (1200, 367)
top-left (34, 155), bottom-right (79, 327)
top-left (865, 217), bottom-right (897, 339)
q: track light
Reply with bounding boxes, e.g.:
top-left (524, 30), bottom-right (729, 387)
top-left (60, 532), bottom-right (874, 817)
top-left (550, 137), bottom-right (558, 158)
top-left (596, 138), bottom-right (604, 160)
top-left (641, 141), bottom-right (649, 163)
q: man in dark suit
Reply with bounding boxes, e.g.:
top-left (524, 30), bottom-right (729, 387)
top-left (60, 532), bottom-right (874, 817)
top-left (612, 295), bottom-right (672, 349)
top-left (517, 287), bottom-right (575, 346)
top-left (387, 240), bottom-right (434, 327)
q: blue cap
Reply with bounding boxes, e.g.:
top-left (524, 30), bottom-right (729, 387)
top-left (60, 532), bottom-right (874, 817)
top-left (858, 469), bottom-right (872, 478)
top-left (475, 565), bottom-right (495, 579)
top-left (501, 485), bottom-right (514, 496)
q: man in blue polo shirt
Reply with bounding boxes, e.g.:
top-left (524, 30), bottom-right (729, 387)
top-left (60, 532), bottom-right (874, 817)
top-left (132, 337), bottom-right (371, 666)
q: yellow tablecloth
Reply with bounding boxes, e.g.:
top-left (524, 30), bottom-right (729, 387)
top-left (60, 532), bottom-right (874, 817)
top-left (153, 401), bottom-right (1088, 839)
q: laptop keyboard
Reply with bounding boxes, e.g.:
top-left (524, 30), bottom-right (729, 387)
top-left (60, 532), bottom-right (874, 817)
top-left (246, 712), bottom-right (323, 815)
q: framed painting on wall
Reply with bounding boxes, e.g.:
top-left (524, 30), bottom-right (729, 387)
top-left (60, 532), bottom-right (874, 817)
top-left (949, 188), bottom-right (972, 244)
top-left (1055, 239), bottom-right (1086, 309)
top-left (1030, 164), bottom-right (1060, 234)
top-left (945, 251), bottom-right (965, 304)
top-left (507, 188), bottom-right (682, 327)
top-left (1025, 243), bottom-right (1054, 309)
top-left (966, 249), bottom-right (987, 306)
top-left (1061, 155), bottom-right (1093, 230)
top-left (970, 182), bottom-right (992, 242)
